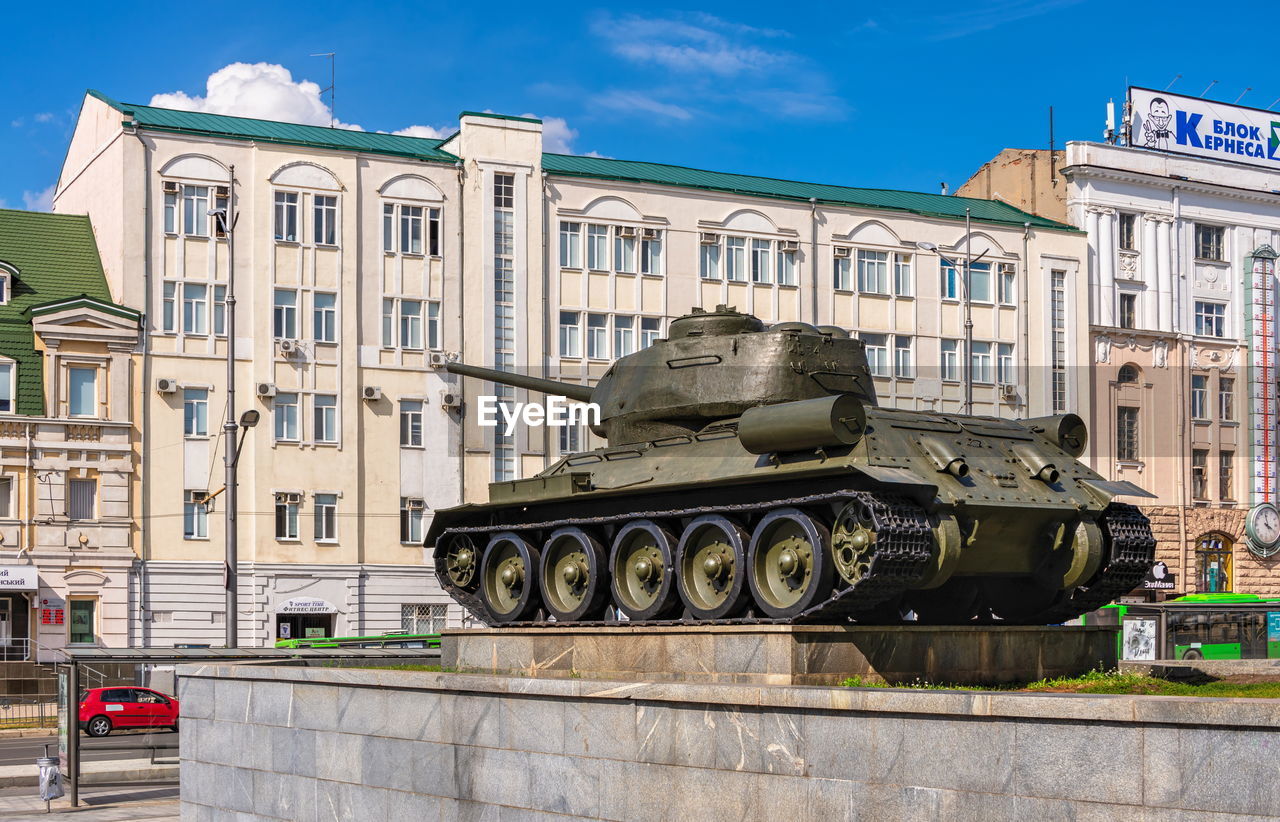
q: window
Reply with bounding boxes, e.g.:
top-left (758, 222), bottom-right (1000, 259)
top-left (400, 401), bottom-right (423, 447)
top-left (383, 204), bottom-right (440, 255)
top-left (893, 335), bottom-right (913, 378)
top-left (314, 395), bottom-right (337, 443)
top-left (559, 312), bottom-right (581, 358)
top-left (774, 246), bottom-right (796, 286)
top-left (587, 224), bottom-right (608, 270)
top-left (68, 478), bottom-right (95, 521)
top-left (857, 250), bottom-right (888, 294)
top-left (400, 300), bottom-right (423, 350)
top-left (214, 286), bottom-right (226, 336)
top-left (968, 262), bottom-right (992, 302)
top-left (1051, 270), bottom-right (1067, 412)
top-left (1118, 293), bottom-right (1137, 329)
top-left (586, 313), bottom-right (608, 359)
top-left (700, 241), bottom-right (721, 280)
top-left (494, 172), bottom-right (514, 208)
top-left (181, 185), bottom-right (210, 237)
top-left (894, 255), bottom-right (913, 297)
top-left (1195, 533), bottom-right (1232, 592)
top-left (614, 316), bottom-right (635, 358)
top-left (641, 230), bottom-right (663, 276)
top-left (401, 603), bottom-right (446, 633)
top-left (401, 206), bottom-right (424, 254)
top-left (1117, 364), bottom-right (1140, 384)
top-left (725, 237), bottom-right (746, 282)
top-left (68, 367), bottom-right (97, 418)
top-left (183, 389), bottom-right (208, 437)
top-left (164, 188), bottom-right (176, 234)
top-left (0, 476), bottom-right (11, 518)
top-left (941, 261), bottom-right (961, 300)
top-left (400, 498), bottom-right (425, 543)
top-left (382, 204), bottom-right (393, 251)
top-left (1116, 406), bottom-right (1139, 461)
top-left (997, 263), bottom-right (1015, 305)
top-left (274, 394), bottom-right (299, 442)
top-left (834, 253), bottom-right (853, 291)
top-left (640, 317), bottom-right (661, 349)
top-left (312, 292), bottom-right (337, 343)
top-left (1119, 213), bottom-right (1137, 251)
top-left (970, 341), bottom-right (993, 383)
top-left (182, 284), bottom-right (207, 334)
top-left (559, 421), bottom-right (583, 454)
top-left (560, 222), bottom-right (581, 269)
top-left (313, 195), bottom-right (337, 246)
top-left (1219, 451), bottom-right (1234, 501)
top-left (1195, 224), bottom-right (1224, 261)
top-left (381, 299), bottom-right (395, 347)
top-left (427, 301), bottom-right (440, 350)
top-left (941, 340), bottom-right (961, 382)
top-left (750, 239), bottom-right (771, 284)
top-left (68, 599), bottom-right (96, 645)
top-left (274, 191), bottom-right (299, 242)
top-left (997, 343), bottom-right (1015, 385)
top-left (162, 283), bottom-right (176, 332)
top-left (314, 494), bottom-right (337, 541)
top-left (1195, 302), bottom-right (1226, 338)
top-left (184, 491), bottom-right (207, 539)
top-left (860, 334), bottom-right (888, 377)
top-left (1191, 375), bottom-right (1208, 420)
top-left (1219, 377), bottom-right (1235, 421)
top-left (613, 229), bottom-right (638, 274)
top-left (273, 290), bottom-right (298, 339)
top-left (1191, 449), bottom-right (1209, 499)
top-left (0, 362), bottom-right (13, 413)
top-left (275, 495), bottom-right (300, 540)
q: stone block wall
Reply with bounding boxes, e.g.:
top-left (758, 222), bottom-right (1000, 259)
top-left (1141, 504), bottom-right (1280, 595)
top-left (178, 664), bottom-right (1280, 821)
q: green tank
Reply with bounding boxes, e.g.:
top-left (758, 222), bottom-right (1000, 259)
top-left (428, 305), bottom-right (1155, 626)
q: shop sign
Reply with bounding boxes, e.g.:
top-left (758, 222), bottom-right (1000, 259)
top-left (1142, 561), bottom-right (1177, 591)
top-left (0, 566), bottom-right (37, 590)
top-left (1130, 87), bottom-right (1280, 171)
top-left (277, 597), bottom-right (337, 614)
top-left (1268, 612), bottom-right (1280, 644)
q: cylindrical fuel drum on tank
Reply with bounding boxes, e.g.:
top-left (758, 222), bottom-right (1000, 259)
top-left (737, 394), bottom-right (866, 455)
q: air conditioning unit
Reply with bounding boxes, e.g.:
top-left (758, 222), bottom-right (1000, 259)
top-left (362, 386), bottom-right (382, 402)
top-left (642, 228), bottom-right (660, 240)
top-left (277, 339), bottom-right (300, 355)
top-left (405, 498), bottom-right (425, 511)
top-left (440, 390), bottom-right (462, 409)
top-left (190, 491), bottom-right (211, 504)
top-left (1000, 383), bottom-right (1019, 401)
top-left (256, 383), bottom-right (277, 398)
top-left (215, 185), bottom-right (229, 197)
top-left (833, 246), bottom-right (852, 259)
top-left (428, 352), bottom-right (449, 369)
top-left (276, 492), bottom-right (302, 505)
top-left (778, 240), bottom-right (800, 254)
top-left (616, 226), bottom-right (638, 239)
top-left (161, 180), bottom-right (180, 194)
top-left (155, 378), bottom-right (178, 394)
top-left (700, 232), bottom-right (720, 245)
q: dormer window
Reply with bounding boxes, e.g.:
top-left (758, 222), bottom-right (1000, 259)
top-left (0, 362), bottom-right (13, 413)
top-left (0, 272), bottom-right (9, 305)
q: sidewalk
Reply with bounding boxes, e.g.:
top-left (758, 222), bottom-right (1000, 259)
top-left (0, 759), bottom-right (178, 790)
top-left (0, 783), bottom-right (179, 820)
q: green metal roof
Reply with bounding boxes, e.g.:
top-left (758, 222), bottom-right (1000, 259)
top-left (541, 154), bottom-right (1075, 231)
top-left (88, 90), bottom-right (459, 164)
top-left (0, 209), bottom-right (116, 415)
top-left (459, 111), bottom-right (541, 124)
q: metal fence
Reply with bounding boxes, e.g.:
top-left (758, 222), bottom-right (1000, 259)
top-left (0, 695), bottom-right (57, 729)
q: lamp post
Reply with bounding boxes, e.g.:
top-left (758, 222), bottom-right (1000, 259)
top-left (917, 208), bottom-right (988, 415)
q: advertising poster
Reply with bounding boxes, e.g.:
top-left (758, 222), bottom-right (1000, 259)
top-left (1130, 87), bottom-right (1280, 171)
top-left (1123, 618), bottom-right (1157, 660)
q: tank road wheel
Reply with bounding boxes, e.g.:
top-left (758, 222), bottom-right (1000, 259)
top-left (439, 533), bottom-right (481, 592)
top-left (610, 520), bottom-right (680, 621)
top-left (747, 508), bottom-right (834, 619)
top-left (831, 501), bottom-right (878, 588)
top-left (540, 527), bottom-right (608, 622)
top-left (676, 515), bottom-right (751, 620)
top-left (480, 531), bottom-right (541, 623)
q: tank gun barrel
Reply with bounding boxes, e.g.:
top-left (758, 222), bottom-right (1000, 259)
top-left (445, 361), bottom-right (595, 403)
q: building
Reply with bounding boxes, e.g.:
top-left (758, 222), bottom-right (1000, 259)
top-left (960, 108), bottom-right (1280, 596)
top-left (55, 91), bottom-right (1088, 645)
top-left (0, 209), bottom-right (141, 660)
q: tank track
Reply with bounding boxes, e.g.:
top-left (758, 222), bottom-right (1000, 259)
top-left (432, 490), bottom-right (934, 627)
top-left (1022, 502), bottom-right (1157, 625)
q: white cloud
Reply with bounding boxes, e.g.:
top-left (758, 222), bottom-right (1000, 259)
top-left (595, 14), bottom-right (790, 76)
top-left (393, 124), bottom-right (451, 139)
top-left (23, 184), bottom-right (55, 212)
top-left (34, 112), bottom-right (55, 123)
top-left (150, 62), bottom-right (363, 130)
top-left (531, 115), bottom-right (578, 154)
top-left (592, 91), bottom-right (693, 121)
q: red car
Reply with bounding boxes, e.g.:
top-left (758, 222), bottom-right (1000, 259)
top-left (78, 687), bottom-right (180, 737)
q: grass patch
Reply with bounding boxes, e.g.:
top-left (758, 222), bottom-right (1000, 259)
top-left (839, 668), bottom-right (1280, 698)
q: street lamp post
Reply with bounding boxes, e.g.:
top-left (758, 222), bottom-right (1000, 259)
top-left (917, 208), bottom-right (987, 415)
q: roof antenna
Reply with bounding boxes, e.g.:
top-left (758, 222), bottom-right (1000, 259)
top-left (1201, 80), bottom-right (1218, 98)
top-left (1163, 74), bottom-right (1181, 91)
top-left (1235, 87), bottom-right (1253, 104)
top-left (1270, 96), bottom-right (1280, 111)
top-left (311, 52), bottom-right (336, 128)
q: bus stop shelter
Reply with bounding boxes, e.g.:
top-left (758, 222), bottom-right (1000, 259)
top-left (57, 646), bottom-right (441, 806)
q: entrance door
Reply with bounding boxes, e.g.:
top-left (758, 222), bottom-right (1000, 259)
top-left (0, 598), bottom-right (10, 646)
top-left (277, 614), bottom-right (334, 641)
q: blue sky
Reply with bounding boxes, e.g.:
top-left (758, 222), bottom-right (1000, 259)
top-left (4, 1), bottom-right (1277, 211)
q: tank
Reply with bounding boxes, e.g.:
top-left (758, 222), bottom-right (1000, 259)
top-left (427, 305), bottom-right (1156, 626)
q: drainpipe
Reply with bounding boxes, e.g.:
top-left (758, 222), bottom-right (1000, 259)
top-left (133, 128), bottom-right (153, 647)
top-left (809, 198), bottom-right (820, 324)
top-left (540, 171), bottom-right (551, 461)
top-left (1021, 222), bottom-right (1032, 414)
top-left (454, 160), bottom-right (466, 499)
top-left (24, 422), bottom-right (33, 557)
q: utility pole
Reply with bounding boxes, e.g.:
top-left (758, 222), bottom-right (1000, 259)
top-left (222, 166), bottom-right (239, 647)
top-left (964, 207), bottom-right (974, 415)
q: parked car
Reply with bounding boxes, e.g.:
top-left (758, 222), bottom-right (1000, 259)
top-left (78, 687), bottom-right (180, 737)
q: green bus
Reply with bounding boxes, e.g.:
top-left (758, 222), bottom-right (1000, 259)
top-left (274, 631), bottom-right (441, 650)
top-left (1083, 593), bottom-right (1280, 661)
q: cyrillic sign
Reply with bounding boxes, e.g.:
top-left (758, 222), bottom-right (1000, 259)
top-left (0, 566), bottom-right (37, 590)
top-left (1130, 87), bottom-right (1280, 170)
top-left (277, 597), bottom-right (337, 614)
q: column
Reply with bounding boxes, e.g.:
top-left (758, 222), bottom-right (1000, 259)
top-left (1086, 208), bottom-right (1101, 325)
top-left (1157, 218), bottom-right (1174, 332)
top-left (1097, 208), bottom-right (1116, 327)
top-left (1142, 215), bottom-right (1160, 330)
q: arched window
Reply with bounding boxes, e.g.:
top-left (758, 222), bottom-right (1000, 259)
top-left (1117, 364), bottom-right (1140, 384)
top-left (1195, 533), bottom-right (1233, 593)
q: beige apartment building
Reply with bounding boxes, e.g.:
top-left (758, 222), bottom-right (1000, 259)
top-left (55, 91), bottom-right (1087, 645)
top-left (961, 143), bottom-right (1280, 595)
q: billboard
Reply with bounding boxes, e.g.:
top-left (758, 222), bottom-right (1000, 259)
top-left (1129, 87), bottom-right (1280, 170)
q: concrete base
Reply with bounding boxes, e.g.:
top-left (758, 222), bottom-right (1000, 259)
top-left (442, 624), bottom-right (1117, 685)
